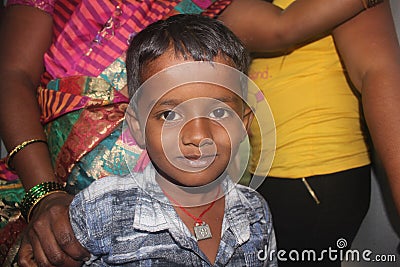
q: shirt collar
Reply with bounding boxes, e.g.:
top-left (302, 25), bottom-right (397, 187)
top-left (132, 165), bottom-right (263, 246)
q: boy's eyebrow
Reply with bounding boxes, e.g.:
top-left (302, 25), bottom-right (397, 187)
top-left (148, 96), bottom-right (241, 110)
top-left (206, 96), bottom-right (243, 105)
top-left (147, 99), bottom-right (179, 110)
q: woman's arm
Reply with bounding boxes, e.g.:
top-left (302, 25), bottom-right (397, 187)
top-left (0, 5), bottom-right (89, 266)
top-left (220, 0), bottom-right (372, 52)
top-left (333, 1), bottom-right (400, 214)
top-left (0, 5), bottom-right (54, 189)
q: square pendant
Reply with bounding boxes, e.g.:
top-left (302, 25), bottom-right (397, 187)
top-left (193, 223), bottom-right (212, 241)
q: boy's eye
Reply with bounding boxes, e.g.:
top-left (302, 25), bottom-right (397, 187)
top-left (209, 108), bottom-right (230, 119)
top-left (161, 110), bottom-right (181, 121)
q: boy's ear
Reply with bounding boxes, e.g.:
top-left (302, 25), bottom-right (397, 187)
top-left (125, 106), bottom-right (146, 148)
top-left (239, 106), bottom-right (254, 142)
top-left (242, 106), bottom-right (254, 133)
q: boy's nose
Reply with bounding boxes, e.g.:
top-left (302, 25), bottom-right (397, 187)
top-left (181, 118), bottom-right (214, 147)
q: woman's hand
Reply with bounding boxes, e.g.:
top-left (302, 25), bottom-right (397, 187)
top-left (18, 192), bottom-right (90, 267)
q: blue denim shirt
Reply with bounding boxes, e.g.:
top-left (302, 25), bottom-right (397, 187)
top-left (69, 165), bottom-right (277, 266)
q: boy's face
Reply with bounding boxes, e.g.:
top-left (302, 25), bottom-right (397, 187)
top-left (128, 52), bottom-right (252, 187)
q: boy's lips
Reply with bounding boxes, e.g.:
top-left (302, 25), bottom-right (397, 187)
top-left (175, 154), bottom-right (217, 169)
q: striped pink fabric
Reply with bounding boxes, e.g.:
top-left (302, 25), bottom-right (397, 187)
top-left (6, 0), bottom-right (181, 81)
top-left (6, 0), bottom-right (232, 84)
top-left (202, 0), bottom-right (232, 17)
top-left (44, 0), bottom-right (180, 80)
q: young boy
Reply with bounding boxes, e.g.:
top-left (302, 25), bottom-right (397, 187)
top-left (69, 14), bottom-right (277, 266)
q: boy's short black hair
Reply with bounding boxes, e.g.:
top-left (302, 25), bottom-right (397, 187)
top-left (126, 14), bottom-right (250, 98)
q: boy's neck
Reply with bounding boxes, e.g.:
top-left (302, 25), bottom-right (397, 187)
top-left (155, 174), bottom-right (224, 207)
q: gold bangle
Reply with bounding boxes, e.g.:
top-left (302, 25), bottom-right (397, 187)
top-left (6, 139), bottom-right (48, 171)
top-left (360, 0), bottom-right (368, 9)
top-left (20, 181), bottom-right (67, 222)
top-left (26, 190), bottom-right (69, 222)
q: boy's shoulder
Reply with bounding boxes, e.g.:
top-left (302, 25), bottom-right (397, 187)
top-left (70, 174), bottom-right (146, 228)
top-left (234, 183), bottom-right (267, 203)
top-left (75, 174), bottom-right (142, 204)
top-left (230, 183), bottom-right (271, 216)
top-left (223, 183), bottom-right (273, 243)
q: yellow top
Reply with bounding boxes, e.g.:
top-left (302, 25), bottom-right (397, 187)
top-left (248, 0), bottom-right (370, 178)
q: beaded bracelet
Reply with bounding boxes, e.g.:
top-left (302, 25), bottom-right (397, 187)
top-left (361, 0), bottom-right (383, 9)
top-left (20, 181), bottom-right (67, 222)
top-left (368, 0), bottom-right (383, 8)
top-left (6, 139), bottom-right (48, 171)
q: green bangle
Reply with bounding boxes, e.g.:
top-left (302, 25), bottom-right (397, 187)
top-left (20, 181), bottom-right (67, 222)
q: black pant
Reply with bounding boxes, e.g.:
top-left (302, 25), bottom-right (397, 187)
top-left (254, 165), bottom-right (371, 267)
